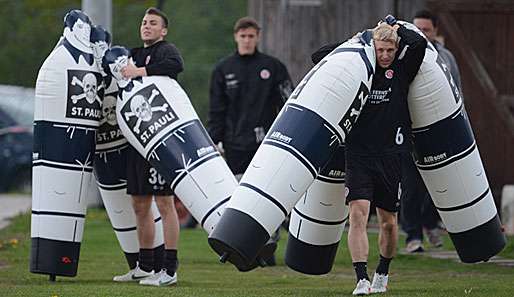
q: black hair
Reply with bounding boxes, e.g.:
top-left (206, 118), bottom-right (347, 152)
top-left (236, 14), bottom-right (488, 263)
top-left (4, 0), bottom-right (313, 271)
top-left (102, 46), bottom-right (130, 77)
top-left (414, 9), bottom-right (438, 27)
top-left (90, 25), bottom-right (111, 45)
top-left (145, 7), bottom-right (169, 28)
top-left (64, 9), bottom-right (91, 30)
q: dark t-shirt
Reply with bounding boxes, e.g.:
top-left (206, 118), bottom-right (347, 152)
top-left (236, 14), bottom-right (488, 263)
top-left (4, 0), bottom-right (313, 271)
top-left (346, 26), bottom-right (427, 156)
top-left (130, 40), bottom-right (184, 79)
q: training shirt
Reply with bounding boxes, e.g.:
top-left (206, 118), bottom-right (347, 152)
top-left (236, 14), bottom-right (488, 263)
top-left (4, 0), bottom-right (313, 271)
top-left (346, 25), bottom-right (427, 156)
top-left (130, 40), bottom-right (184, 79)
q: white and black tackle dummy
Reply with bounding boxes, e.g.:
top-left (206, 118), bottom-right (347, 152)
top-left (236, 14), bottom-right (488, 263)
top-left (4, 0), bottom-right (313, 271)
top-left (102, 47), bottom-right (277, 271)
top-left (31, 10), bottom-right (102, 280)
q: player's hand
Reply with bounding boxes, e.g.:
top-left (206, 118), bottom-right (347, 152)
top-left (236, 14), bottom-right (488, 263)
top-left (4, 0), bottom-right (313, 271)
top-left (216, 141), bottom-right (225, 156)
top-left (384, 14), bottom-right (397, 26)
top-left (121, 63), bottom-right (142, 79)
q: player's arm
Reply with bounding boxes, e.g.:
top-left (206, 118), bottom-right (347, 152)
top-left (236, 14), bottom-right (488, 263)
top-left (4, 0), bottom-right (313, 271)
top-left (207, 65), bottom-right (227, 146)
top-left (396, 24), bottom-right (427, 83)
top-left (145, 43), bottom-right (184, 77)
top-left (274, 61), bottom-right (294, 110)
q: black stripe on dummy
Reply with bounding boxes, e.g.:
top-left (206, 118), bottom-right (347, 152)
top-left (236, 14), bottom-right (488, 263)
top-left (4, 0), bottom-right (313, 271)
top-left (208, 208), bottom-right (271, 272)
top-left (292, 208), bottom-right (348, 225)
top-left (113, 217), bottom-right (161, 232)
top-left (412, 106), bottom-right (475, 170)
top-left (200, 197), bottom-right (230, 229)
top-left (30, 237), bottom-right (81, 277)
top-left (263, 140), bottom-right (316, 177)
top-left (435, 188), bottom-right (490, 212)
top-left (33, 120), bottom-right (96, 167)
top-left (147, 120), bottom-right (220, 186)
top-left (32, 210), bottom-right (85, 218)
top-left (316, 145), bottom-right (345, 184)
top-left (97, 183), bottom-right (126, 191)
top-left (32, 161), bottom-right (93, 172)
top-left (94, 146), bottom-right (128, 186)
top-left (448, 215), bottom-right (506, 263)
top-left (171, 153), bottom-right (219, 192)
top-left (240, 183), bottom-right (288, 216)
top-left (263, 103), bottom-right (341, 177)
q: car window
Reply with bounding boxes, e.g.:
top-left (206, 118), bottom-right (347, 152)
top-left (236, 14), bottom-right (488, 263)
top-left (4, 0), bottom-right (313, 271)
top-left (0, 85), bottom-right (35, 128)
top-left (0, 107), bottom-right (16, 129)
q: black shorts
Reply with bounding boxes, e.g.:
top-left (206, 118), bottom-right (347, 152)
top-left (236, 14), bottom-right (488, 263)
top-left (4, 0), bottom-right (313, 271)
top-left (224, 147), bottom-right (257, 175)
top-left (126, 146), bottom-right (173, 196)
top-left (345, 152), bottom-right (404, 212)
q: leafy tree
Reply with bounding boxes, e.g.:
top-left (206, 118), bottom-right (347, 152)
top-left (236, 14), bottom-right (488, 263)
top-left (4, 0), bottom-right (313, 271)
top-left (0, 0), bottom-right (246, 122)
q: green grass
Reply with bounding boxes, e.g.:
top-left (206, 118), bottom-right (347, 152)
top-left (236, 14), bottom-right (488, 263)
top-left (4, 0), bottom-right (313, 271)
top-left (1, 209), bottom-right (514, 296)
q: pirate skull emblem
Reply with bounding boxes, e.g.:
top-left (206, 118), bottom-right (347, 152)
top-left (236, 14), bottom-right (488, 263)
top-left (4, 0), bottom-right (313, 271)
top-left (71, 73), bottom-right (103, 105)
top-left (83, 73), bottom-right (98, 104)
top-left (130, 95), bottom-right (153, 122)
top-left (124, 89), bottom-right (169, 134)
top-left (100, 95), bottom-right (117, 126)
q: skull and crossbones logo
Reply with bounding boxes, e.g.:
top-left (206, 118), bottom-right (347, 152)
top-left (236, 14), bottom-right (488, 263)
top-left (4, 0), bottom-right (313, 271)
top-left (124, 89), bottom-right (169, 134)
top-left (100, 95), bottom-right (117, 126)
top-left (71, 73), bottom-right (103, 105)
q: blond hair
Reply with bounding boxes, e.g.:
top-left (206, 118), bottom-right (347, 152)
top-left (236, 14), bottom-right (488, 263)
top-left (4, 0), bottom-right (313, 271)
top-left (372, 23), bottom-right (398, 45)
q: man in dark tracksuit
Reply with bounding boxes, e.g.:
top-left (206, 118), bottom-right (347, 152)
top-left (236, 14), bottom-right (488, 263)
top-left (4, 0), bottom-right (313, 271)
top-left (114, 7), bottom-right (182, 286)
top-left (208, 16), bottom-right (293, 265)
top-left (208, 16), bottom-right (293, 179)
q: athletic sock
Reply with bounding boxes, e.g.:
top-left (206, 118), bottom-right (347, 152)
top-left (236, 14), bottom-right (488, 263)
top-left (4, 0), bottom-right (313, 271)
top-left (353, 262), bottom-right (369, 281)
top-left (153, 244), bottom-right (165, 271)
top-left (164, 249), bottom-right (178, 276)
top-left (138, 248), bottom-right (154, 273)
top-left (376, 254), bottom-right (393, 275)
top-left (125, 252), bottom-right (138, 270)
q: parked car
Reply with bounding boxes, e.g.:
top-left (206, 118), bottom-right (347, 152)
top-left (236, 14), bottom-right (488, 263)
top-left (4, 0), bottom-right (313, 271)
top-left (0, 85), bottom-right (34, 193)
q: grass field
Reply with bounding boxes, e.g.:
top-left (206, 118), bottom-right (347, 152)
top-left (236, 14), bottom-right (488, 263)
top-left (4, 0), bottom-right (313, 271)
top-left (1, 209), bottom-right (513, 297)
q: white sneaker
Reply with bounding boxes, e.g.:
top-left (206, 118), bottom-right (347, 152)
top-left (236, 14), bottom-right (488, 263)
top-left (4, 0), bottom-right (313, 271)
top-left (352, 279), bottom-right (371, 295)
top-left (370, 273), bottom-right (388, 293)
top-left (405, 239), bottom-right (424, 253)
top-left (113, 266), bottom-right (154, 282)
top-left (139, 269), bottom-right (177, 286)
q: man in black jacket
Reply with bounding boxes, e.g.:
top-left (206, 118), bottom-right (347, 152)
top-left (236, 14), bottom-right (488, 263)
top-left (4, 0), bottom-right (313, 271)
top-left (207, 16), bottom-right (293, 266)
top-left (208, 16), bottom-right (293, 180)
top-left (114, 7), bottom-right (182, 287)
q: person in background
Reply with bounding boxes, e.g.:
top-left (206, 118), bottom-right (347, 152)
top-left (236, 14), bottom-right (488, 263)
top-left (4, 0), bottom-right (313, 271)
top-left (413, 9), bottom-right (462, 91)
top-left (400, 9), bottom-right (463, 254)
top-left (207, 16), bottom-right (294, 266)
